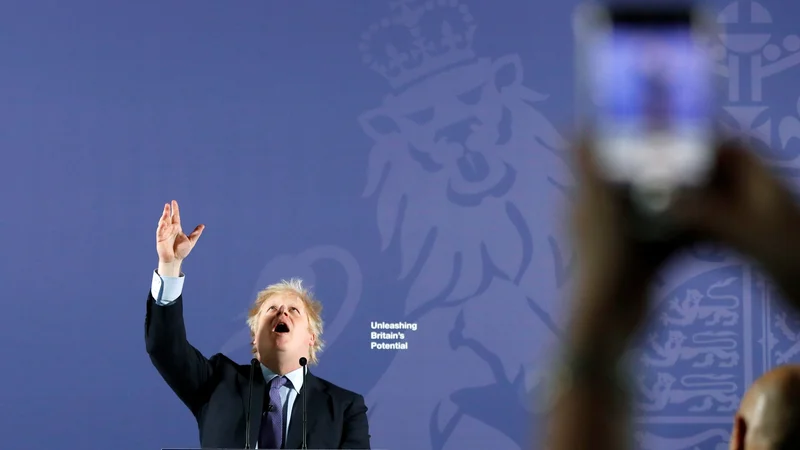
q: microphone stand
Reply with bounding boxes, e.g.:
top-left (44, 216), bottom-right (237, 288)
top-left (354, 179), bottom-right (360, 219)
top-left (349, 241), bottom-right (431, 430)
top-left (299, 357), bottom-right (308, 450)
top-left (244, 358), bottom-right (258, 449)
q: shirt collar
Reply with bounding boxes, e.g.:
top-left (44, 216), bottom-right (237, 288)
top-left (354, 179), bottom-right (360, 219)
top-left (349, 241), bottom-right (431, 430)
top-left (260, 363), bottom-right (305, 393)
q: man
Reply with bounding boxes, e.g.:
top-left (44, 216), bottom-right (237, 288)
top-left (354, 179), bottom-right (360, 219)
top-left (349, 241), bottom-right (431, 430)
top-left (546, 137), bottom-right (800, 450)
top-left (145, 200), bottom-right (371, 449)
top-left (731, 364), bottom-right (800, 450)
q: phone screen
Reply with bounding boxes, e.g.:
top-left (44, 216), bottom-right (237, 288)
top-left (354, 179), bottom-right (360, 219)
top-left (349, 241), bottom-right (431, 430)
top-left (582, 10), bottom-right (715, 192)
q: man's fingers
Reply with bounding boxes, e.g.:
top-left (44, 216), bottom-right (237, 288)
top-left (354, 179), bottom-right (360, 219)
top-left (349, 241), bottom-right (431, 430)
top-left (156, 220), bottom-right (169, 233)
top-left (187, 224), bottom-right (205, 244)
top-left (160, 203), bottom-right (170, 222)
top-left (156, 222), bottom-right (175, 241)
top-left (171, 200), bottom-right (181, 225)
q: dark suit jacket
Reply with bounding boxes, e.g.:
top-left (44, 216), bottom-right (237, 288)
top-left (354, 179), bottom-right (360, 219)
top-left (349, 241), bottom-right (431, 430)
top-left (145, 293), bottom-right (371, 449)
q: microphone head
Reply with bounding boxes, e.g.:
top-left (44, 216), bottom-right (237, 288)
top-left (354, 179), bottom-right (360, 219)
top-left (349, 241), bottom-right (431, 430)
top-left (299, 357), bottom-right (308, 366)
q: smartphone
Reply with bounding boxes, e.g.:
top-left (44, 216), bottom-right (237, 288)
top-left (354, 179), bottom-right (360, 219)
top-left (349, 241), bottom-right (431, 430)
top-left (574, 3), bottom-right (718, 221)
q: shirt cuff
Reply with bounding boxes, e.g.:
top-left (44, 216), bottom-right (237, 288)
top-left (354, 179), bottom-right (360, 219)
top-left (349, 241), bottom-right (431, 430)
top-left (151, 269), bottom-right (185, 305)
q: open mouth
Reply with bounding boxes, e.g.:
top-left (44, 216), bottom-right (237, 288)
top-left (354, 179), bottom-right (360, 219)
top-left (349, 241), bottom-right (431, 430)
top-left (273, 321), bottom-right (290, 334)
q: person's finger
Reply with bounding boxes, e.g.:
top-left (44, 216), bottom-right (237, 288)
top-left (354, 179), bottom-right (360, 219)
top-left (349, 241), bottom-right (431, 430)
top-left (670, 142), bottom-right (767, 242)
top-left (156, 222), bottom-right (176, 240)
top-left (572, 134), bottom-right (602, 187)
top-left (187, 224), bottom-right (205, 244)
top-left (570, 134), bottom-right (621, 236)
top-left (159, 203), bottom-right (170, 224)
top-left (171, 200), bottom-right (181, 225)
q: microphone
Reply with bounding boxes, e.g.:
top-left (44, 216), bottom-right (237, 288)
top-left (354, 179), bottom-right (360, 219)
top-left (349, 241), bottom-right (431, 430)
top-left (245, 358), bottom-right (258, 449)
top-left (299, 357), bottom-right (308, 450)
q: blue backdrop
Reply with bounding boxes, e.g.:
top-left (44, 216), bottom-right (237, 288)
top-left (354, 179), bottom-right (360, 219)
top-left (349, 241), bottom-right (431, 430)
top-left (3, 1), bottom-right (800, 449)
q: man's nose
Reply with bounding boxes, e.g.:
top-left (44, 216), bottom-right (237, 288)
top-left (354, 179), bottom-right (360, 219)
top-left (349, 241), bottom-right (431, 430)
top-left (277, 306), bottom-right (288, 315)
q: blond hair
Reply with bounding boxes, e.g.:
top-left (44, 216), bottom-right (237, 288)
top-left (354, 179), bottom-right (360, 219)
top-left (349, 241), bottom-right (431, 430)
top-left (246, 278), bottom-right (325, 365)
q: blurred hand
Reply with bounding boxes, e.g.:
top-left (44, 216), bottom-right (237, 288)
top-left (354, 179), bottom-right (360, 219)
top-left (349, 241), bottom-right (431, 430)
top-left (550, 137), bottom-right (800, 450)
top-left (549, 138), bottom-right (689, 450)
top-left (156, 200), bottom-right (204, 273)
top-left (673, 142), bottom-right (800, 298)
top-left (569, 138), bottom-right (684, 347)
top-left (570, 137), bottom-right (800, 343)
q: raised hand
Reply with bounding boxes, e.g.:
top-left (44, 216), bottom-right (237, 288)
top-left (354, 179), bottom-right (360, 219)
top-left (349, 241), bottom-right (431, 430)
top-left (672, 142), bottom-right (800, 302)
top-left (156, 200), bottom-right (204, 270)
top-left (557, 137), bottom-right (687, 377)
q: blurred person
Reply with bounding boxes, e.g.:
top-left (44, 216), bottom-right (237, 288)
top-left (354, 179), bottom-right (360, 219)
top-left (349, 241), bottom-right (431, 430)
top-left (145, 201), bottom-right (371, 449)
top-left (730, 364), bottom-right (800, 450)
top-left (546, 137), bottom-right (800, 450)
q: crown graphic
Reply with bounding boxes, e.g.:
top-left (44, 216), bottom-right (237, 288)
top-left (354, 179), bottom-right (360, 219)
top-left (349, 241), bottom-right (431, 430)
top-left (359, 0), bottom-right (477, 90)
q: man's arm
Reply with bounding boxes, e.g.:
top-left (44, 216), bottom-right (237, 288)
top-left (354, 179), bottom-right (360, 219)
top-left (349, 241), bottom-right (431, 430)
top-left (145, 268), bottom-right (215, 414)
top-left (339, 394), bottom-right (371, 449)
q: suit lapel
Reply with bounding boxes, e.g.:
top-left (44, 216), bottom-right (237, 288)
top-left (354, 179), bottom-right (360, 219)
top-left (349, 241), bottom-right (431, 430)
top-left (285, 372), bottom-right (324, 449)
top-left (247, 365), bottom-right (266, 449)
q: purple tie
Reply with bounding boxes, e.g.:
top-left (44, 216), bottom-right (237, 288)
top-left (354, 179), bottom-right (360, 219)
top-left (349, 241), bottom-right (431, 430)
top-left (259, 376), bottom-right (288, 449)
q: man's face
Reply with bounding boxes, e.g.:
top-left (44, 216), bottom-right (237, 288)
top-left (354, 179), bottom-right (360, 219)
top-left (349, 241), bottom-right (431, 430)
top-left (253, 293), bottom-right (315, 364)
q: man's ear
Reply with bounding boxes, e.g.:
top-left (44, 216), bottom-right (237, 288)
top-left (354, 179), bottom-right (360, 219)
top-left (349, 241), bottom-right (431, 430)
top-left (730, 414), bottom-right (746, 450)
